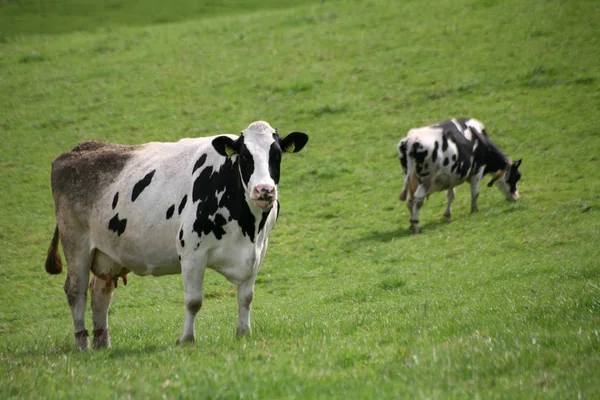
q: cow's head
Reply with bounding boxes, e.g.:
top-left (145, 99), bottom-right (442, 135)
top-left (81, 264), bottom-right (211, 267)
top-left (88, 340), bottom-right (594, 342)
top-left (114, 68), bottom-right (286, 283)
top-left (212, 121), bottom-right (308, 210)
top-left (488, 159), bottom-right (522, 201)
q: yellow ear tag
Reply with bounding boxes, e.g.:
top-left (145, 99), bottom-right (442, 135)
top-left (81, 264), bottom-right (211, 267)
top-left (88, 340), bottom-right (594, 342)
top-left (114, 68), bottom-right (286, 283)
top-left (495, 170), bottom-right (505, 179)
top-left (225, 145), bottom-right (236, 157)
top-left (284, 142), bottom-right (295, 153)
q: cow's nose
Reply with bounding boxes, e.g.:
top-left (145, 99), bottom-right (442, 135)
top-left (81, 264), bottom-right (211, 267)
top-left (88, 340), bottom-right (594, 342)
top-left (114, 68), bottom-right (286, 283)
top-left (253, 185), bottom-right (276, 200)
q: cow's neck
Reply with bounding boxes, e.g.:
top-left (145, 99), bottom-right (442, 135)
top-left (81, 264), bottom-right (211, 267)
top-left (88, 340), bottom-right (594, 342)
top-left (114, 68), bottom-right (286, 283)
top-left (482, 139), bottom-right (510, 174)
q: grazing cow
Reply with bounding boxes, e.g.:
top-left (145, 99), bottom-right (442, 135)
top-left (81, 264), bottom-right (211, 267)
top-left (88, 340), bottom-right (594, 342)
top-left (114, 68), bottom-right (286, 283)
top-left (397, 118), bottom-right (522, 234)
top-left (45, 121), bottom-right (308, 350)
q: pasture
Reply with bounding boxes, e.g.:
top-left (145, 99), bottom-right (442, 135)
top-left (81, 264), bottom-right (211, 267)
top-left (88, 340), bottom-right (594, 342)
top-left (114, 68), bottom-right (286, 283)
top-left (1, 0), bottom-right (599, 398)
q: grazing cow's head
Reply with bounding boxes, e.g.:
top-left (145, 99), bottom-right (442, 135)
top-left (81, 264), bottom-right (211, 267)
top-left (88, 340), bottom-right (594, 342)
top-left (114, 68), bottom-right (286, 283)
top-left (488, 159), bottom-right (522, 201)
top-left (212, 121), bottom-right (308, 210)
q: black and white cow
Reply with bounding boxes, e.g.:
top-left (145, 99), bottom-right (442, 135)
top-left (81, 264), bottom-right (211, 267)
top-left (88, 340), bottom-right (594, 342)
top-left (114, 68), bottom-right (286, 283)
top-left (45, 121), bottom-right (308, 349)
top-left (397, 118), bottom-right (522, 234)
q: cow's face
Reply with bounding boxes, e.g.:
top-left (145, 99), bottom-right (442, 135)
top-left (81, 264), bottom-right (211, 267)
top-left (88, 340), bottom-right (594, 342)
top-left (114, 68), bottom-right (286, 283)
top-left (491, 159), bottom-right (522, 201)
top-left (212, 121), bottom-right (308, 210)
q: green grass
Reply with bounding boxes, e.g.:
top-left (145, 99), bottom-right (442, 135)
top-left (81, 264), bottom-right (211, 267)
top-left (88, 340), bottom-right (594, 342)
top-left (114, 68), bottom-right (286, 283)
top-left (1, 0), bottom-right (599, 398)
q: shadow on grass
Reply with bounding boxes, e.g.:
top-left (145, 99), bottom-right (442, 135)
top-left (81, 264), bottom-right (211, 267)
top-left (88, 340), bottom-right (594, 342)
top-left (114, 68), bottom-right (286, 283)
top-left (358, 218), bottom-right (454, 243)
top-left (4, 341), bottom-right (171, 359)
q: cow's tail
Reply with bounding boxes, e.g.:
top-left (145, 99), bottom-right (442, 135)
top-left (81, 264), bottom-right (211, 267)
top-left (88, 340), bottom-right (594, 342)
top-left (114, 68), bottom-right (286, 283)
top-left (45, 226), bottom-right (63, 274)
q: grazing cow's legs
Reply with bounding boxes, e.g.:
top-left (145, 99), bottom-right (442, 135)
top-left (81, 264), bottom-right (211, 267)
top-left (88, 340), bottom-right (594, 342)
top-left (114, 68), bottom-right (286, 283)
top-left (90, 276), bottom-right (114, 349)
top-left (399, 177), bottom-right (409, 201)
top-left (469, 169), bottom-right (484, 213)
top-left (62, 241), bottom-right (93, 350)
top-left (444, 188), bottom-right (456, 218)
top-left (236, 276), bottom-right (257, 337)
top-left (177, 260), bottom-right (206, 344)
top-left (409, 185), bottom-right (427, 234)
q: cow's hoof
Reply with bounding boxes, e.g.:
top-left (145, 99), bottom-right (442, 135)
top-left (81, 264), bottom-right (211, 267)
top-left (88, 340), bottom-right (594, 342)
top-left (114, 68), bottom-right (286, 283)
top-left (443, 212), bottom-right (451, 218)
top-left (236, 327), bottom-right (252, 337)
top-left (176, 336), bottom-right (195, 345)
top-left (75, 330), bottom-right (90, 350)
top-left (92, 329), bottom-right (112, 349)
top-left (410, 226), bottom-right (421, 235)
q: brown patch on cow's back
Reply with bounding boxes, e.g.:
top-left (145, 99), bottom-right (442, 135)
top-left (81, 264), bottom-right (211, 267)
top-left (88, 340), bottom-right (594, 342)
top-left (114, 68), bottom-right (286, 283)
top-left (51, 141), bottom-right (141, 214)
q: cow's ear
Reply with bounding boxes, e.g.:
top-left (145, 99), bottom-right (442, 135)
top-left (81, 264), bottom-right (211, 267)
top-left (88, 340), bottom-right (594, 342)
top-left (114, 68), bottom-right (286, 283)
top-left (514, 158), bottom-right (522, 168)
top-left (280, 132), bottom-right (309, 153)
top-left (212, 136), bottom-right (238, 157)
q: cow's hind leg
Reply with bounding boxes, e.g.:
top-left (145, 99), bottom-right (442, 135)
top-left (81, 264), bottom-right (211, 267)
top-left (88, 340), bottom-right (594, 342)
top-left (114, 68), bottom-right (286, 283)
top-left (409, 186), bottom-right (427, 234)
top-left (62, 241), bottom-right (93, 350)
top-left (444, 188), bottom-right (456, 218)
top-left (236, 276), bottom-right (257, 337)
top-left (177, 260), bottom-right (206, 344)
top-left (90, 275), bottom-right (114, 349)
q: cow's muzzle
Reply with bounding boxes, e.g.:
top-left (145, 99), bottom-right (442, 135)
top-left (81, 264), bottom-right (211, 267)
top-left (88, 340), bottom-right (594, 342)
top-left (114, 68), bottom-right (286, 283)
top-left (251, 185), bottom-right (276, 209)
top-left (507, 191), bottom-right (519, 202)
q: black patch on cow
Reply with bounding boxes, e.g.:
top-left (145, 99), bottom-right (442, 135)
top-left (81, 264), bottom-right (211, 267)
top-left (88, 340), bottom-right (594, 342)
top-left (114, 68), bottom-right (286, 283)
top-left (108, 214), bottom-right (127, 236)
top-left (443, 157), bottom-right (449, 166)
top-left (178, 195), bottom-right (188, 215)
top-left (179, 227), bottom-right (185, 248)
top-left (166, 205), bottom-right (175, 220)
top-left (131, 170), bottom-right (156, 202)
top-left (268, 140), bottom-right (283, 184)
top-left (275, 200), bottom-right (280, 220)
top-left (112, 192), bottom-right (119, 209)
top-left (192, 156), bottom-right (257, 243)
top-left (441, 134), bottom-right (449, 152)
top-left (258, 209), bottom-right (270, 234)
top-left (178, 255), bottom-right (181, 261)
top-left (212, 214), bottom-right (228, 239)
top-left (238, 140), bottom-right (254, 187)
top-left (409, 142), bottom-right (428, 164)
top-left (398, 141), bottom-right (408, 173)
top-left (452, 155), bottom-right (457, 161)
top-left (192, 154), bottom-right (207, 174)
top-left (431, 141), bottom-right (439, 163)
top-left (455, 119), bottom-right (469, 131)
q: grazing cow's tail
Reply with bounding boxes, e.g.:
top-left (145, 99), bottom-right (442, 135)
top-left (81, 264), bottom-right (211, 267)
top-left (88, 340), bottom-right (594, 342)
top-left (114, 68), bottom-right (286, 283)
top-left (45, 226), bottom-right (63, 274)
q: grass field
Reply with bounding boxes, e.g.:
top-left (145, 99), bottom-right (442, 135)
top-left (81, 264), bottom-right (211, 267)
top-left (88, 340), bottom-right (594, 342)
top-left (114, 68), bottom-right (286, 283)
top-left (1, 0), bottom-right (599, 398)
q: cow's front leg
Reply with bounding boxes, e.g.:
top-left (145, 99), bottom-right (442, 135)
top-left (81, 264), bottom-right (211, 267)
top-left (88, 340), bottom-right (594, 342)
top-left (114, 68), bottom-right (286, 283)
top-left (90, 276), bottom-right (114, 349)
top-left (236, 277), bottom-right (256, 337)
top-left (470, 170), bottom-right (484, 213)
top-left (444, 188), bottom-right (456, 218)
top-left (177, 261), bottom-right (206, 344)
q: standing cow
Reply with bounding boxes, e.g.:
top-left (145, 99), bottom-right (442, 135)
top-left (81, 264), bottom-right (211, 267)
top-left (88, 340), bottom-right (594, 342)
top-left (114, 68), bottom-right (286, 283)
top-left (45, 121), bottom-right (308, 349)
top-left (397, 118), bottom-right (522, 234)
